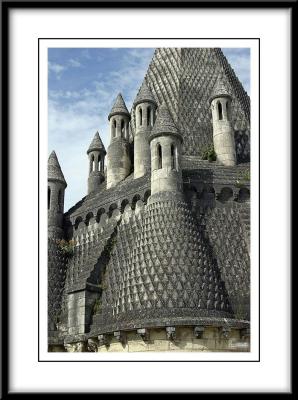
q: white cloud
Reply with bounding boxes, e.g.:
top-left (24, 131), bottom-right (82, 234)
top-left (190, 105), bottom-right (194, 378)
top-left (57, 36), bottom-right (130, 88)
top-left (68, 58), bottom-right (82, 68)
top-left (49, 48), bottom-right (249, 210)
top-left (48, 61), bottom-right (66, 78)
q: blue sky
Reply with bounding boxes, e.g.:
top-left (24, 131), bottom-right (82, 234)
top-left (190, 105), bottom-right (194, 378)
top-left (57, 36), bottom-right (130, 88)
top-left (48, 48), bottom-right (250, 211)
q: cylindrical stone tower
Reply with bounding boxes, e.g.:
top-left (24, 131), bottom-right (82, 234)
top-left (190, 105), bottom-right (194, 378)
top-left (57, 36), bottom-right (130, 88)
top-left (133, 81), bottom-right (157, 179)
top-left (148, 103), bottom-right (183, 198)
top-left (48, 151), bottom-right (67, 342)
top-left (106, 93), bottom-right (131, 189)
top-left (48, 151), bottom-right (67, 238)
top-left (210, 76), bottom-right (236, 166)
top-left (87, 131), bottom-right (106, 194)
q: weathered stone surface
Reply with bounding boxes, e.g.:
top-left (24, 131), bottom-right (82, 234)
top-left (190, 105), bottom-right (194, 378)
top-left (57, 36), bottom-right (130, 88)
top-left (48, 47), bottom-right (251, 352)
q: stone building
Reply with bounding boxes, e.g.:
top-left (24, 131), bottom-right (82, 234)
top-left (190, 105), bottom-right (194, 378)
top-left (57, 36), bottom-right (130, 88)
top-left (48, 48), bottom-right (250, 353)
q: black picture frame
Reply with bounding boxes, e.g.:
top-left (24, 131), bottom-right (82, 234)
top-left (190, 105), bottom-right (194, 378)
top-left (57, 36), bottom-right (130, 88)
top-left (1, 1), bottom-right (294, 396)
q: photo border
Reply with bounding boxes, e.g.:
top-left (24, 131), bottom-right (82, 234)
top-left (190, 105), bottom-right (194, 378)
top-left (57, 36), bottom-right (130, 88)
top-left (39, 37), bottom-right (259, 363)
top-left (1, 1), bottom-right (293, 395)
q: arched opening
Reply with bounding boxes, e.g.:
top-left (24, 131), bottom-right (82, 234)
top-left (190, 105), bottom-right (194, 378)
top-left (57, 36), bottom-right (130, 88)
top-left (201, 186), bottom-right (216, 203)
top-left (58, 189), bottom-right (63, 212)
top-left (112, 119), bottom-right (116, 138)
top-left (85, 212), bottom-right (94, 226)
top-left (96, 208), bottom-right (106, 223)
top-left (185, 186), bottom-right (197, 210)
top-left (108, 203), bottom-right (117, 218)
top-left (74, 216), bottom-right (83, 230)
top-left (132, 194), bottom-right (141, 210)
top-left (120, 199), bottom-right (129, 213)
top-left (218, 187), bottom-right (233, 202)
top-left (157, 143), bottom-right (162, 169)
top-left (171, 144), bottom-right (176, 170)
top-left (139, 107), bottom-right (142, 126)
top-left (226, 101), bottom-right (229, 120)
top-left (217, 102), bottom-right (223, 120)
top-left (147, 107), bottom-right (151, 126)
top-left (121, 120), bottom-right (125, 138)
top-left (143, 190), bottom-right (151, 204)
top-left (90, 154), bottom-right (95, 172)
top-left (238, 188), bottom-right (250, 202)
top-left (48, 187), bottom-right (51, 210)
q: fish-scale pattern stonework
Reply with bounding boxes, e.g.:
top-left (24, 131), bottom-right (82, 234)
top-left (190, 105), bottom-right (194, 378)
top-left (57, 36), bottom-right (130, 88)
top-left (91, 197), bottom-right (236, 335)
top-left (48, 239), bottom-right (68, 337)
top-left (199, 205), bottom-right (250, 320)
top-left (130, 48), bottom-right (250, 161)
top-left (48, 47), bottom-right (251, 352)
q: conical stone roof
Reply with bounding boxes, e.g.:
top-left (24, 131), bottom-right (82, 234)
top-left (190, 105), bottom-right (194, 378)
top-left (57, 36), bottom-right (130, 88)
top-left (108, 93), bottom-right (130, 120)
top-left (149, 103), bottom-right (182, 142)
top-left (134, 80), bottom-right (157, 107)
top-left (130, 48), bottom-right (250, 161)
top-left (87, 131), bottom-right (106, 154)
top-left (209, 75), bottom-right (232, 103)
top-left (92, 199), bottom-right (234, 333)
top-left (48, 151), bottom-right (67, 186)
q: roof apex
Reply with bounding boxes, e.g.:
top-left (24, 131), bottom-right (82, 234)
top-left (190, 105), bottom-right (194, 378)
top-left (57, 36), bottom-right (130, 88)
top-left (149, 103), bottom-right (182, 142)
top-left (87, 131), bottom-right (106, 154)
top-left (134, 80), bottom-right (157, 107)
top-left (48, 151), bottom-right (67, 186)
top-left (209, 74), bottom-right (232, 102)
top-left (108, 93), bottom-right (130, 120)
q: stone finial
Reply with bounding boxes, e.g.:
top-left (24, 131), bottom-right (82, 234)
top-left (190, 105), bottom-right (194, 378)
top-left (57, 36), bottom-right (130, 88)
top-left (87, 131), bottom-right (106, 155)
top-left (149, 103), bottom-right (182, 142)
top-left (48, 151), bottom-right (67, 187)
top-left (209, 74), bottom-right (232, 103)
top-left (134, 80), bottom-right (157, 107)
top-left (108, 93), bottom-right (130, 120)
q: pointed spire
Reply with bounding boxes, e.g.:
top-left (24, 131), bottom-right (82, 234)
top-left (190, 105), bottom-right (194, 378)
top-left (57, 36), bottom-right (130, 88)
top-left (108, 93), bottom-right (130, 120)
top-left (48, 151), bottom-right (67, 186)
top-left (209, 74), bottom-right (231, 103)
top-left (134, 80), bottom-right (157, 107)
top-left (149, 103), bottom-right (182, 142)
top-left (87, 131), bottom-right (106, 155)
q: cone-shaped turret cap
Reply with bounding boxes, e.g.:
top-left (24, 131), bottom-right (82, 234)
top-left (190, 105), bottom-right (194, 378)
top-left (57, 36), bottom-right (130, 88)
top-left (134, 80), bottom-right (157, 107)
top-left (87, 131), bottom-right (106, 155)
top-left (149, 103), bottom-right (182, 142)
top-left (48, 151), bottom-right (67, 186)
top-left (108, 93), bottom-right (130, 120)
top-left (209, 75), bottom-right (232, 103)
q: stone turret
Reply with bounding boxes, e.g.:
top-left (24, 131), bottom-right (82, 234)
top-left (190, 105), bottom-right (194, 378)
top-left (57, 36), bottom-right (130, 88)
top-left (106, 94), bottom-right (131, 189)
top-left (48, 151), bottom-right (67, 238)
top-left (210, 76), bottom-right (236, 166)
top-left (48, 151), bottom-right (68, 344)
top-left (87, 131), bottom-right (106, 194)
top-left (148, 103), bottom-right (183, 199)
top-left (133, 81), bottom-right (157, 179)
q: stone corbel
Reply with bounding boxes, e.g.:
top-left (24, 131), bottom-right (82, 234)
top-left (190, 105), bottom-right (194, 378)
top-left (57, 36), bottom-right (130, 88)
top-left (64, 343), bottom-right (76, 352)
top-left (240, 327), bottom-right (250, 339)
top-left (98, 334), bottom-right (109, 347)
top-left (220, 326), bottom-right (231, 339)
top-left (137, 328), bottom-right (149, 342)
top-left (194, 326), bottom-right (205, 339)
top-left (166, 326), bottom-right (176, 341)
top-left (114, 331), bottom-right (126, 345)
top-left (87, 338), bottom-right (98, 352)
